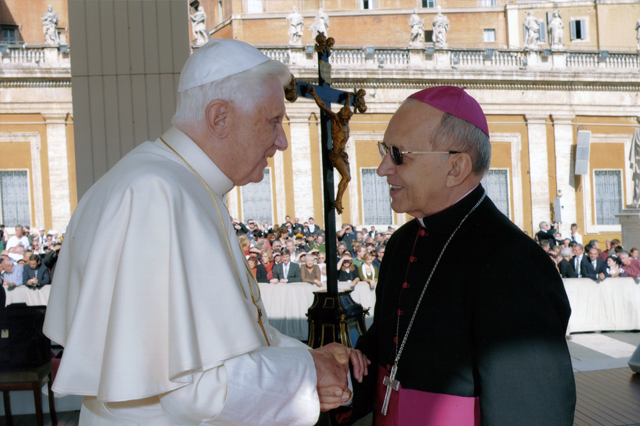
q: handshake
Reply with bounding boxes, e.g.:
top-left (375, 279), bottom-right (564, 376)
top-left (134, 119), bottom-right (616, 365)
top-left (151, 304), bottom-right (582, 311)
top-left (309, 343), bottom-right (370, 412)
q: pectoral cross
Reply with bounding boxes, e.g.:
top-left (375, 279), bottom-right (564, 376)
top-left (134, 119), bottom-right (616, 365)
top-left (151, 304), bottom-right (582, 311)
top-left (381, 364), bottom-right (399, 415)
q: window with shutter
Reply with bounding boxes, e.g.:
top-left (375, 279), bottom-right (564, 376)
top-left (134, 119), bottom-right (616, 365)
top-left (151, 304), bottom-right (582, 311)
top-left (0, 171), bottom-right (31, 227)
top-left (241, 169), bottom-right (273, 225)
top-left (361, 168), bottom-right (392, 225)
top-left (594, 170), bottom-right (622, 225)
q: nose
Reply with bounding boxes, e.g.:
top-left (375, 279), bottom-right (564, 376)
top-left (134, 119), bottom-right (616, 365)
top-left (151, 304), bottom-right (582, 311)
top-left (377, 149), bottom-right (395, 178)
top-left (275, 124), bottom-right (288, 151)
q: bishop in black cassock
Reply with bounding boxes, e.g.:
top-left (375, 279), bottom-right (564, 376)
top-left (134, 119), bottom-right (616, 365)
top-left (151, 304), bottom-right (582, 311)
top-left (345, 87), bottom-right (576, 426)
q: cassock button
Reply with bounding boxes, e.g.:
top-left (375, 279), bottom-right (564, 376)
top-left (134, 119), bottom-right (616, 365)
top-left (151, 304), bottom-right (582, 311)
top-left (386, 364), bottom-right (391, 371)
top-left (393, 336), bottom-right (398, 343)
top-left (410, 256), bottom-right (417, 262)
top-left (418, 229), bottom-right (428, 237)
top-left (397, 309), bottom-right (404, 316)
top-left (402, 282), bottom-right (410, 289)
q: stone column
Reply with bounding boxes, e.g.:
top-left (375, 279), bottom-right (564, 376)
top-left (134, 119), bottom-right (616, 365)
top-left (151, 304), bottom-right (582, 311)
top-left (226, 187), bottom-right (239, 220)
top-left (274, 150), bottom-right (286, 224)
top-left (526, 114), bottom-right (550, 231)
top-left (289, 113), bottom-right (315, 220)
top-left (42, 113), bottom-right (71, 231)
top-left (552, 114), bottom-right (576, 236)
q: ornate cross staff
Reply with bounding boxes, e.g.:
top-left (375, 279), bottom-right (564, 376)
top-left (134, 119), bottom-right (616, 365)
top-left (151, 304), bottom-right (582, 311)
top-left (285, 33), bottom-right (366, 295)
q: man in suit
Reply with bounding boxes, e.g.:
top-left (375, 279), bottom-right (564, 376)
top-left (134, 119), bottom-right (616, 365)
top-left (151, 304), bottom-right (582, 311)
top-left (23, 254), bottom-right (51, 287)
top-left (558, 247), bottom-right (577, 278)
top-left (270, 249), bottom-right (301, 283)
top-left (307, 217), bottom-right (323, 236)
top-left (571, 244), bottom-right (585, 278)
top-left (536, 221), bottom-right (558, 247)
top-left (581, 247), bottom-right (608, 280)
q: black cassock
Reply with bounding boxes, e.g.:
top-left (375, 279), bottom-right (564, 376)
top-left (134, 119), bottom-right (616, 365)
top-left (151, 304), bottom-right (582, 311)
top-left (350, 185), bottom-right (576, 425)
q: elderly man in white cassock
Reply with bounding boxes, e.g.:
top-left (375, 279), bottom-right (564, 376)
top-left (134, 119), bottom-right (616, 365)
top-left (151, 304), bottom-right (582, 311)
top-left (43, 39), bottom-right (369, 425)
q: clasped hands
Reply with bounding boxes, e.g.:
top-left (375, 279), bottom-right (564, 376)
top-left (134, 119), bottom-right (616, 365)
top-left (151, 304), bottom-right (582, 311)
top-left (309, 343), bottom-right (370, 411)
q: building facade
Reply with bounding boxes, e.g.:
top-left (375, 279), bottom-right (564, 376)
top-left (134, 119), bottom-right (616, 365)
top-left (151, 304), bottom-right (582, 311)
top-left (0, 0), bottom-right (75, 233)
top-left (197, 0), bottom-right (640, 242)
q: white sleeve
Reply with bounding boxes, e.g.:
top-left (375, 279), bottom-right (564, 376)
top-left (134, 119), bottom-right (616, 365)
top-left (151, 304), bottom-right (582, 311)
top-left (159, 346), bottom-right (319, 426)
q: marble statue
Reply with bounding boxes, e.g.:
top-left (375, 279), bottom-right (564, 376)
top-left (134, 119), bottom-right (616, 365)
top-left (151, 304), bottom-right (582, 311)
top-left (190, 6), bottom-right (209, 46)
top-left (286, 7), bottom-right (304, 45)
top-left (630, 126), bottom-right (640, 207)
top-left (432, 6), bottom-right (449, 48)
top-left (524, 11), bottom-right (540, 49)
top-left (409, 9), bottom-right (425, 47)
top-left (309, 8), bottom-right (330, 39)
top-left (548, 10), bottom-right (564, 48)
top-left (636, 18), bottom-right (640, 50)
top-left (41, 5), bottom-right (60, 45)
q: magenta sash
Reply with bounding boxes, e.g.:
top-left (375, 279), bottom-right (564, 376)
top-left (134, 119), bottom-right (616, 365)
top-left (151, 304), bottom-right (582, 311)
top-left (373, 365), bottom-right (481, 426)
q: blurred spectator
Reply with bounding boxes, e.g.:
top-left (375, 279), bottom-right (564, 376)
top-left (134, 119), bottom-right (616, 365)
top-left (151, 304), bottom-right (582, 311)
top-left (614, 246), bottom-right (624, 258)
top-left (353, 244), bottom-right (367, 267)
top-left (296, 250), bottom-right (307, 264)
top-left (569, 223), bottom-right (582, 244)
top-left (606, 256), bottom-right (626, 278)
top-left (375, 233), bottom-right (386, 247)
top-left (581, 248), bottom-right (608, 280)
top-left (337, 241), bottom-right (348, 260)
top-left (272, 250), bottom-right (282, 264)
top-left (368, 226), bottom-right (378, 239)
top-left (311, 234), bottom-right (326, 253)
top-left (572, 244), bottom-right (585, 278)
top-left (584, 243), bottom-right (593, 254)
top-left (23, 251), bottom-right (33, 263)
top-left (631, 248), bottom-right (639, 259)
top-left (337, 224), bottom-right (356, 250)
top-left (238, 235), bottom-right (251, 256)
top-left (356, 230), bottom-right (364, 243)
top-left (6, 225), bottom-right (30, 250)
top-left (337, 254), bottom-right (359, 286)
top-left (373, 246), bottom-right (385, 268)
top-left (23, 254), bottom-right (50, 287)
top-left (365, 243), bottom-right (376, 254)
top-left (301, 253), bottom-right (322, 287)
top-left (31, 240), bottom-right (44, 255)
top-left (307, 217), bottom-right (322, 236)
top-left (248, 253), bottom-right (268, 283)
top-left (317, 252), bottom-right (327, 284)
top-left (536, 221), bottom-right (558, 247)
top-left (605, 239), bottom-right (612, 252)
top-left (540, 240), bottom-right (551, 253)
top-left (292, 217), bottom-right (304, 235)
top-left (271, 240), bottom-right (283, 251)
top-left (270, 248), bottom-right (301, 283)
top-left (276, 227), bottom-right (289, 245)
top-left (231, 218), bottom-right (249, 236)
top-left (558, 247), bottom-right (577, 278)
top-left (618, 251), bottom-right (640, 278)
top-left (1, 257), bottom-right (24, 290)
top-left (260, 250), bottom-right (275, 281)
top-left (0, 224), bottom-right (5, 251)
top-left (562, 238), bottom-right (571, 248)
top-left (609, 239), bottom-right (621, 256)
top-left (43, 242), bottom-right (62, 281)
top-left (358, 253), bottom-right (378, 290)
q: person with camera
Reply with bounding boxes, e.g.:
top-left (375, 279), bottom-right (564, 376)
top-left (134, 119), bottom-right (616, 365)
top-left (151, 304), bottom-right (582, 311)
top-left (536, 221), bottom-right (559, 247)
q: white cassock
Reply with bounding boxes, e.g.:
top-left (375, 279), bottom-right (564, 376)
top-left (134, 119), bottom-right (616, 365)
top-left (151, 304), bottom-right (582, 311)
top-left (43, 127), bottom-right (320, 425)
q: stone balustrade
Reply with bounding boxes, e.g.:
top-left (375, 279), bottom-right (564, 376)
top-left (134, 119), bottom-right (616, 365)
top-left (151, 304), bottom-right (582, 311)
top-left (0, 44), bottom-right (70, 67)
top-left (259, 45), bottom-right (640, 72)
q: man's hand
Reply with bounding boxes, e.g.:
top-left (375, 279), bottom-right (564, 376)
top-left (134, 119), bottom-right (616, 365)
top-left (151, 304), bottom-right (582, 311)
top-left (598, 272), bottom-right (605, 280)
top-left (269, 279), bottom-right (279, 284)
top-left (279, 279), bottom-right (288, 283)
top-left (310, 343), bottom-right (371, 411)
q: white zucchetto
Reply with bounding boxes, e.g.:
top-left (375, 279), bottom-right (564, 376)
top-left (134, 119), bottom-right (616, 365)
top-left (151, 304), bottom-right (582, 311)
top-left (178, 38), bottom-right (271, 93)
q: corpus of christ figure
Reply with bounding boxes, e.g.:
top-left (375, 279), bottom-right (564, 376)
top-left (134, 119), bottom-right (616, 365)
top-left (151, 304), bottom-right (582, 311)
top-left (307, 85), bottom-right (353, 214)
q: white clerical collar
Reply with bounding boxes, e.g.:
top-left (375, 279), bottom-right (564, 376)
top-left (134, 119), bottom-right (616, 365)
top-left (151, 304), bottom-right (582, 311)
top-left (417, 184), bottom-right (479, 227)
top-left (156, 126), bottom-right (234, 196)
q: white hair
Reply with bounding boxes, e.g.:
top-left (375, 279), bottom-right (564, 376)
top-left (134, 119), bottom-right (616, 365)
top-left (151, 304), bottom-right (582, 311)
top-left (172, 59), bottom-right (291, 129)
top-left (431, 113), bottom-right (491, 175)
top-left (539, 221), bottom-right (547, 230)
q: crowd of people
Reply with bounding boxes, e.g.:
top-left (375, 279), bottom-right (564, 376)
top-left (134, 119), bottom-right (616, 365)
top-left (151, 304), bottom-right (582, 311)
top-left (236, 216), bottom-right (391, 290)
top-left (536, 221), bottom-right (640, 279)
top-left (0, 224), bottom-right (62, 290)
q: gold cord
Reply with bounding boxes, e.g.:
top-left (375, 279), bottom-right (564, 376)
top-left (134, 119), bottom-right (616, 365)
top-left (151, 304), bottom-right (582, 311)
top-left (159, 137), bottom-right (270, 346)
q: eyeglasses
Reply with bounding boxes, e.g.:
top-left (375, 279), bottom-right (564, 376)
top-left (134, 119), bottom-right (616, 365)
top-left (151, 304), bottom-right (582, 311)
top-left (378, 141), bottom-right (462, 165)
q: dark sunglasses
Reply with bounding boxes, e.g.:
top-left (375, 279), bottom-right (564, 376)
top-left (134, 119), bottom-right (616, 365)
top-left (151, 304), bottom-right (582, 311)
top-left (378, 141), bottom-right (461, 165)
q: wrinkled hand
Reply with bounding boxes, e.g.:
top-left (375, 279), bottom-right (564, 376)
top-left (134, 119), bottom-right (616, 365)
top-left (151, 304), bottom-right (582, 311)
top-left (310, 343), bottom-right (371, 411)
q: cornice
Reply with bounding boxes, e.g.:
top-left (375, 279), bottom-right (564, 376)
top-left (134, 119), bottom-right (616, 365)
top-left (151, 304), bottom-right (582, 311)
top-left (293, 77), bottom-right (640, 92)
top-left (0, 80), bottom-right (71, 88)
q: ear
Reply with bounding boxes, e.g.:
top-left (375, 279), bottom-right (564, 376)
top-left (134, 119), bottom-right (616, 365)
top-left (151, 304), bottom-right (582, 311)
top-left (205, 99), bottom-right (231, 139)
top-left (445, 153), bottom-right (474, 188)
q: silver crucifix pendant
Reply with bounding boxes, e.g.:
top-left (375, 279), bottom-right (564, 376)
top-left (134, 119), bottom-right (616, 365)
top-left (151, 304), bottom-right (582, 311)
top-left (381, 364), bottom-right (399, 415)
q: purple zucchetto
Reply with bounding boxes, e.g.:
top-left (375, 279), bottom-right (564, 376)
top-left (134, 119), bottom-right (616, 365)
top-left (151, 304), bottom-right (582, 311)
top-left (408, 86), bottom-right (489, 136)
